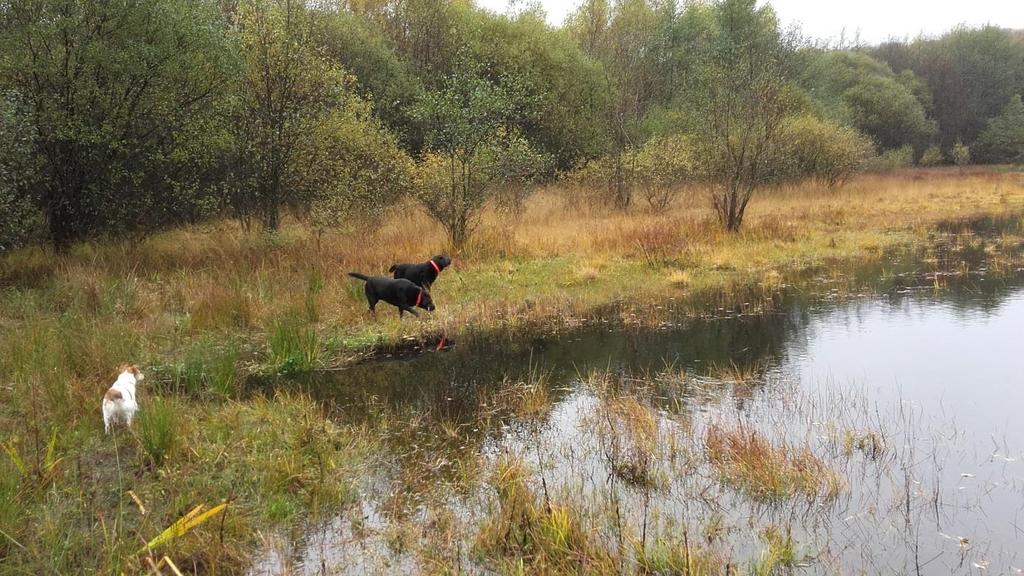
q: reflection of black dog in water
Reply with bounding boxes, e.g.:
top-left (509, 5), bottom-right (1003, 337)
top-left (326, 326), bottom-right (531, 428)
top-left (348, 273), bottom-right (435, 317)
top-left (389, 255), bottom-right (451, 289)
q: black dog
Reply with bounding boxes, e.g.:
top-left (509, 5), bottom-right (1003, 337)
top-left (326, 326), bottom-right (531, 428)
top-left (348, 273), bottom-right (435, 317)
top-left (389, 255), bottom-right (451, 289)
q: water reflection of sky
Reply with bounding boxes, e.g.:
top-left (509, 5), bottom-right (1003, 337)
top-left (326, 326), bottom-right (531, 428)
top-left (792, 290), bottom-right (1024, 442)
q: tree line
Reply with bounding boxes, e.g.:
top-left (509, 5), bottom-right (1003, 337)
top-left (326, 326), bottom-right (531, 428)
top-left (1, 0), bottom-right (1023, 251)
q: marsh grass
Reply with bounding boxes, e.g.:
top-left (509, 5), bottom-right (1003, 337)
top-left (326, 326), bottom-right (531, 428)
top-left (597, 395), bottom-right (661, 489)
top-left (475, 456), bottom-right (618, 574)
top-left (705, 423), bottom-right (843, 503)
top-left (842, 430), bottom-right (887, 460)
top-left (268, 317), bottom-right (321, 373)
top-left (138, 396), bottom-right (177, 467)
top-left (706, 359), bottom-right (768, 385)
top-left (633, 535), bottom-right (725, 575)
top-left (751, 526), bottom-right (803, 575)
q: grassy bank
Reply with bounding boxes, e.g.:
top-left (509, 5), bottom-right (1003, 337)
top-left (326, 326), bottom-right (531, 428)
top-left (1, 167), bottom-right (1023, 572)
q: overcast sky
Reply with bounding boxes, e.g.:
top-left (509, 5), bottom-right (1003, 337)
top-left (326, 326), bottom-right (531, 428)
top-left (475, 0), bottom-right (1024, 44)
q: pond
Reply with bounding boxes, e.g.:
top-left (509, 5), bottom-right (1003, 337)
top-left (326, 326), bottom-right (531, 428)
top-left (252, 258), bottom-right (1024, 574)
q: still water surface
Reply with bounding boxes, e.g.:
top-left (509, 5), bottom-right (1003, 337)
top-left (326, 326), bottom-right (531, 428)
top-left (254, 271), bottom-right (1024, 574)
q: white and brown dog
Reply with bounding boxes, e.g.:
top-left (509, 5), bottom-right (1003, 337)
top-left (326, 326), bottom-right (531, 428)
top-left (102, 364), bottom-right (144, 433)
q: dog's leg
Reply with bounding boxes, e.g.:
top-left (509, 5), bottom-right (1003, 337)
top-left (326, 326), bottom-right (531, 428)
top-left (103, 408), bottom-right (110, 434)
top-left (365, 284), bottom-right (378, 314)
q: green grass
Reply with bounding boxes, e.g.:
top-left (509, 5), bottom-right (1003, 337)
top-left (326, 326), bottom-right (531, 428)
top-left (137, 396), bottom-right (177, 467)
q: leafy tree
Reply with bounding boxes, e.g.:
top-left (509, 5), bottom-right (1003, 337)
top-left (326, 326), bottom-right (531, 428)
top-left (690, 0), bottom-right (800, 231)
top-left (0, 0), bottom-right (238, 250)
top-left (568, 0), bottom-right (671, 208)
top-left (864, 145), bottom-right (914, 172)
top-left (317, 9), bottom-right (426, 151)
top-left (875, 27), bottom-right (1024, 149)
top-left (305, 101), bottom-right (413, 236)
top-left (802, 51), bottom-right (936, 152)
top-left (918, 145), bottom-right (945, 167)
top-left (413, 61), bottom-right (549, 247)
top-left (0, 92), bottom-right (43, 252)
top-left (974, 95), bottom-right (1024, 164)
top-left (230, 0), bottom-right (406, 232)
top-left (470, 9), bottom-right (611, 171)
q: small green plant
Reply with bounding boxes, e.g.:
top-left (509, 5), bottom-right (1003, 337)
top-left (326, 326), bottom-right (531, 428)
top-left (138, 397), bottom-right (176, 467)
top-left (0, 460), bottom-right (25, 553)
top-left (634, 534), bottom-right (723, 575)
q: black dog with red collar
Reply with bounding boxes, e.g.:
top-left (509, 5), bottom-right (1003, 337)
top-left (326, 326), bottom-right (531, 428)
top-left (389, 255), bottom-right (451, 289)
top-left (348, 273), bottom-right (435, 317)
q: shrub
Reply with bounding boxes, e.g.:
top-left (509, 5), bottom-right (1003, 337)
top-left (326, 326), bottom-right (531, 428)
top-left (864, 145), bottom-right (914, 172)
top-left (777, 116), bottom-right (875, 187)
top-left (952, 140), bottom-right (972, 170)
top-left (634, 134), bottom-right (695, 210)
top-left (918, 145), bottom-right (945, 167)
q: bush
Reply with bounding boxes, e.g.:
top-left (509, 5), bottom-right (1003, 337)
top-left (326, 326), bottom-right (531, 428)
top-left (634, 134), bottom-right (695, 210)
top-left (918, 145), bottom-right (945, 166)
top-left (777, 116), bottom-right (875, 187)
top-left (952, 140), bottom-right (972, 170)
top-left (566, 152), bottom-right (636, 209)
top-left (864, 145), bottom-right (914, 172)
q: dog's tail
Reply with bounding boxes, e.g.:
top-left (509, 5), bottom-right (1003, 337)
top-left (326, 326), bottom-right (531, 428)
top-left (388, 264), bottom-right (397, 273)
top-left (347, 272), bottom-right (370, 282)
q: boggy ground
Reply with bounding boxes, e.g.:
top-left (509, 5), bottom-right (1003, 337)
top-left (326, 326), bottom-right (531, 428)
top-left (1, 167), bottom-right (1023, 573)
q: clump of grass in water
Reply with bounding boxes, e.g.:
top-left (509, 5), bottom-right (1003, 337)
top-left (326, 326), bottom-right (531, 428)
top-left (138, 397), bottom-right (176, 467)
top-left (483, 374), bottom-right (551, 420)
top-left (597, 395), bottom-right (661, 489)
top-left (842, 429), bottom-right (887, 460)
top-left (633, 534), bottom-right (725, 575)
top-left (706, 359), bottom-right (767, 385)
top-left (474, 456), bottom-right (617, 573)
top-left (705, 424), bottom-right (843, 502)
top-left (751, 525), bottom-right (808, 575)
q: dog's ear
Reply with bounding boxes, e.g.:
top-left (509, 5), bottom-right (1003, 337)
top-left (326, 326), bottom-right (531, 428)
top-left (130, 365), bottom-right (143, 380)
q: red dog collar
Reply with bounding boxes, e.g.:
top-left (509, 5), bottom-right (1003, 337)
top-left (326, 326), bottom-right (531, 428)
top-left (429, 259), bottom-right (441, 274)
top-left (415, 289), bottom-right (424, 307)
